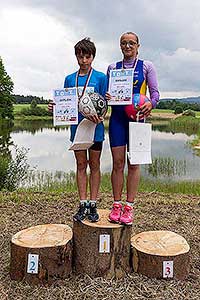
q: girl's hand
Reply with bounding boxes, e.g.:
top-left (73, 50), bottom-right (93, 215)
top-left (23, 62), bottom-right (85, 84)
top-left (140, 101), bottom-right (152, 117)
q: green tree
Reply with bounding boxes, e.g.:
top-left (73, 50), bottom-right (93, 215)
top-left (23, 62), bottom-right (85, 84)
top-left (174, 106), bottom-right (183, 114)
top-left (0, 57), bottom-right (15, 119)
top-left (30, 99), bottom-right (37, 109)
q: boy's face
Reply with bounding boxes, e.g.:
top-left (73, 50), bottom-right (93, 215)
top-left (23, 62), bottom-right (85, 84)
top-left (76, 52), bottom-right (94, 72)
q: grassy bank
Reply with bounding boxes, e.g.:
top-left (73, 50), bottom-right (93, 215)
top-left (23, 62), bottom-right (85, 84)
top-left (13, 104), bottom-right (51, 120)
top-left (19, 171), bottom-right (200, 196)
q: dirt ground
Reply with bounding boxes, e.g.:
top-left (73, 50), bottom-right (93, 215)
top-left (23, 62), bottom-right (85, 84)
top-left (0, 191), bottom-right (199, 300)
top-left (150, 112), bottom-right (177, 119)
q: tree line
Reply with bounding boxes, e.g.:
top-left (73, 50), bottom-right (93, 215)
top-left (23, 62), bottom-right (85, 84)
top-left (157, 99), bottom-right (200, 112)
top-left (14, 94), bottom-right (50, 104)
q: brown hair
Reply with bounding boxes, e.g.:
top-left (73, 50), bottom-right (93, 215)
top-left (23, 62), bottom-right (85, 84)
top-left (74, 38), bottom-right (96, 58)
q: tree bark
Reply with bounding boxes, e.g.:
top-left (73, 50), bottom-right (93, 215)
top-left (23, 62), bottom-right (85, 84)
top-left (131, 230), bottom-right (190, 280)
top-left (10, 224), bottom-right (73, 284)
top-left (73, 209), bottom-right (132, 279)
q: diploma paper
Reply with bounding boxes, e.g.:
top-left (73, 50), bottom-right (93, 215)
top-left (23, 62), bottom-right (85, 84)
top-left (69, 118), bottom-right (96, 151)
top-left (53, 88), bottom-right (78, 126)
top-left (108, 68), bottom-right (134, 105)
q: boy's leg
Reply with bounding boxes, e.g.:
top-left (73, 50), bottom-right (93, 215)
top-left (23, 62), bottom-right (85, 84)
top-left (87, 143), bottom-right (102, 222)
top-left (88, 148), bottom-right (101, 200)
top-left (73, 150), bottom-right (88, 221)
top-left (74, 150), bottom-right (88, 200)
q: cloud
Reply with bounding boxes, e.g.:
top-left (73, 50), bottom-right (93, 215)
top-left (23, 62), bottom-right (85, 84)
top-left (1, 0), bottom-right (200, 98)
top-left (158, 48), bottom-right (200, 93)
top-left (0, 6), bottom-right (77, 98)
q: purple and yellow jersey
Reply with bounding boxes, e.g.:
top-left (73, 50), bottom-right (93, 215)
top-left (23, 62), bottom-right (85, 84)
top-left (107, 58), bottom-right (159, 147)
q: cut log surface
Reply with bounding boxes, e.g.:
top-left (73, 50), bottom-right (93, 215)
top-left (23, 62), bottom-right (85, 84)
top-left (73, 209), bottom-right (132, 279)
top-left (131, 230), bottom-right (190, 280)
top-left (10, 224), bottom-right (73, 284)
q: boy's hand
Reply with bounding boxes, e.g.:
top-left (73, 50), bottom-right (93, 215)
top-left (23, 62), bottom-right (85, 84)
top-left (48, 100), bottom-right (55, 113)
top-left (105, 92), bottom-right (112, 101)
top-left (87, 114), bottom-right (103, 124)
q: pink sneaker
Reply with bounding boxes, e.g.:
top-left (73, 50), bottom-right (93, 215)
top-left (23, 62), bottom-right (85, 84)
top-left (108, 202), bottom-right (122, 223)
top-left (119, 205), bottom-right (133, 225)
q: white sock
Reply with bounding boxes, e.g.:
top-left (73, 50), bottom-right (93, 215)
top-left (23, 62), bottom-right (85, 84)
top-left (114, 200), bottom-right (121, 204)
top-left (126, 201), bottom-right (134, 207)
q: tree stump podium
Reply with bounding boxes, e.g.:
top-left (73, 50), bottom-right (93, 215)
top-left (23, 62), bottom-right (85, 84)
top-left (10, 224), bottom-right (73, 284)
top-left (73, 209), bottom-right (132, 279)
top-left (131, 230), bottom-right (190, 280)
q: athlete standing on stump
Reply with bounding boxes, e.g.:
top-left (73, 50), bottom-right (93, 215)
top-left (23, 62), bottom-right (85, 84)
top-left (106, 32), bottom-right (160, 225)
top-left (49, 38), bottom-right (107, 222)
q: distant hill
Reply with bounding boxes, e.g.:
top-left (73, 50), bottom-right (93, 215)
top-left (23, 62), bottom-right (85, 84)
top-left (160, 96), bottom-right (200, 104)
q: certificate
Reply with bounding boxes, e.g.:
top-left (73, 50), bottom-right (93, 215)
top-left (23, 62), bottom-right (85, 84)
top-left (108, 68), bottom-right (134, 105)
top-left (53, 88), bottom-right (78, 126)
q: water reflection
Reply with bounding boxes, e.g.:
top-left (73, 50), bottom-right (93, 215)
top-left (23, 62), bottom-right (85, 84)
top-left (1, 119), bottom-right (200, 182)
top-left (0, 120), bottom-right (13, 155)
top-left (145, 157), bottom-right (187, 178)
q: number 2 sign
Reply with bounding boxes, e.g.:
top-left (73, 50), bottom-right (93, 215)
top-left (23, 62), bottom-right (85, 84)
top-left (163, 261), bottom-right (173, 278)
top-left (27, 254), bottom-right (39, 274)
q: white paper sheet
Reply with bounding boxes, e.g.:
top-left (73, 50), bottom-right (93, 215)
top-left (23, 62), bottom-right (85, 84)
top-left (108, 69), bottom-right (134, 105)
top-left (128, 122), bottom-right (152, 165)
top-left (69, 118), bottom-right (96, 151)
top-left (53, 88), bottom-right (78, 126)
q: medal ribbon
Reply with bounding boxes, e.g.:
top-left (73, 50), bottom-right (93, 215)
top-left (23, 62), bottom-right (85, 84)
top-left (75, 67), bottom-right (93, 101)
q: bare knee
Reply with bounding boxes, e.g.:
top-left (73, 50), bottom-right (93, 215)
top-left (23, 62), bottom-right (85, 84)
top-left (89, 159), bottom-right (100, 173)
top-left (76, 160), bottom-right (87, 172)
top-left (128, 164), bottom-right (140, 172)
top-left (113, 158), bottom-right (125, 172)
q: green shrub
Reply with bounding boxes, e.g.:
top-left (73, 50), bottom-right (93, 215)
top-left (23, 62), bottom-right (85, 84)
top-left (0, 154), bottom-right (10, 190)
top-left (174, 106), bottom-right (183, 114)
top-left (0, 146), bottom-right (32, 191)
top-left (20, 106), bottom-right (49, 116)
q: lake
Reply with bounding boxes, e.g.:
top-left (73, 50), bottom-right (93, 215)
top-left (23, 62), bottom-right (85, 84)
top-left (5, 119), bottom-right (200, 182)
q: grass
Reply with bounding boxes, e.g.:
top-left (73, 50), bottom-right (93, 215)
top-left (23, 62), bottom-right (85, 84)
top-left (14, 104), bottom-right (48, 114)
top-left (20, 170), bottom-right (200, 196)
top-left (152, 109), bottom-right (174, 113)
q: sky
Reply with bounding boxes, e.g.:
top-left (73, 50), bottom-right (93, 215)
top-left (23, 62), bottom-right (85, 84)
top-left (0, 0), bottom-right (200, 100)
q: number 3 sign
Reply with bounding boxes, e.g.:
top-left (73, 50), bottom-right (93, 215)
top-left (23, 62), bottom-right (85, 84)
top-left (27, 254), bottom-right (39, 274)
top-left (163, 261), bottom-right (173, 278)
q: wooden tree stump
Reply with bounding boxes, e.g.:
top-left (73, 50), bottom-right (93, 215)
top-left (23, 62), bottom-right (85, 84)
top-left (131, 230), bottom-right (190, 280)
top-left (10, 224), bottom-right (73, 284)
top-left (73, 209), bottom-right (132, 279)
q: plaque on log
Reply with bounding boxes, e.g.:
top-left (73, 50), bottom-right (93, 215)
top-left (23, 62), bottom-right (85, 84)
top-left (10, 224), bottom-right (73, 284)
top-left (131, 230), bottom-right (190, 280)
top-left (73, 209), bottom-right (132, 279)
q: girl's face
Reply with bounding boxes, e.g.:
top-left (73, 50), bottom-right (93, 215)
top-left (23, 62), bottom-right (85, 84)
top-left (120, 33), bottom-right (140, 60)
